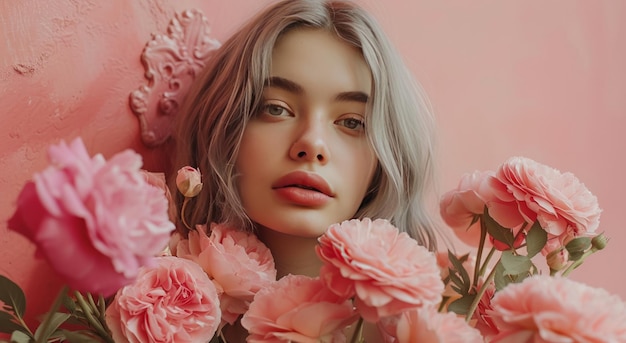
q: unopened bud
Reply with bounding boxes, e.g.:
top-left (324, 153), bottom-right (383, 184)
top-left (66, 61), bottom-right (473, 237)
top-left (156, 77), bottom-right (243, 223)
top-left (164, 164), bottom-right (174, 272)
top-left (591, 233), bottom-right (609, 251)
top-left (176, 166), bottom-right (203, 198)
top-left (565, 236), bottom-right (591, 254)
top-left (546, 247), bottom-right (569, 272)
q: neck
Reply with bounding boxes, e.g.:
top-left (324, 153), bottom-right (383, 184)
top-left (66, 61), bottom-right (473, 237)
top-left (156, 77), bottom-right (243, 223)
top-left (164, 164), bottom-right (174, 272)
top-left (256, 227), bottom-right (323, 279)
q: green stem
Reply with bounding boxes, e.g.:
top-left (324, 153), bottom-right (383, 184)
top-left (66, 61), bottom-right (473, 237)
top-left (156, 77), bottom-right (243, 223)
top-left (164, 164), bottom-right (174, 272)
top-left (465, 261), bottom-right (498, 323)
top-left (561, 248), bottom-right (596, 277)
top-left (74, 292), bottom-right (113, 343)
top-left (472, 215), bottom-right (488, 290)
top-left (349, 317), bottom-right (364, 343)
top-left (478, 247), bottom-right (496, 279)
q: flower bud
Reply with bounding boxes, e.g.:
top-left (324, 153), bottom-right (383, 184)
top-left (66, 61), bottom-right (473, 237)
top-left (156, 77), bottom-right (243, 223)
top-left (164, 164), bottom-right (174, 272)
top-left (546, 246), bottom-right (569, 272)
top-left (591, 233), bottom-right (609, 251)
top-left (176, 166), bottom-right (203, 198)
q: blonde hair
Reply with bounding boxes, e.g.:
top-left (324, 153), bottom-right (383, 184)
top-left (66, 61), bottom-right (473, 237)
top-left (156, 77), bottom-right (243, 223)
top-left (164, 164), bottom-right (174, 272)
top-left (171, 0), bottom-right (439, 250)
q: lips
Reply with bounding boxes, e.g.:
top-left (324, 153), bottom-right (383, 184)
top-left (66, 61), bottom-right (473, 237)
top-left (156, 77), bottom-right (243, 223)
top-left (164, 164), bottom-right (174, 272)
top-left (271, 171), bottom-right (334, 206)
top-left (272, 171), bottom-right (334, 197)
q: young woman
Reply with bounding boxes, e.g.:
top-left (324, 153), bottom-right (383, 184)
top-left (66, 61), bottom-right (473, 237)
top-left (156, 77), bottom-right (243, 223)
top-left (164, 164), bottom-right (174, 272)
top-left (170, 0), bottom-right (439, 338)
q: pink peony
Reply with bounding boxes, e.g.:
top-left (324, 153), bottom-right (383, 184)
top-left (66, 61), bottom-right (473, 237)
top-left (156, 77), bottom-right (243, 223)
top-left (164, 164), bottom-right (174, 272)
top-left (105, 256), bottom-right (221, 343)
top-left (171, 223), bottom-right (276, 325)
top-left (316, 218), bottom-right (444, 322)
top-left (384, 307), bottom-right (483, 343)
top-left (489, 275), bottom-right (626, 342)
top-left (496, 156), bottom-right (601, 239)
top-left (140, 170), bottom-right (177, 223)
top-left (440, 170), bottom-right (525, 247)
top-left (7, 138), bottom-right (174, 296)
top-left (241, 274), bottom-right (358, 343)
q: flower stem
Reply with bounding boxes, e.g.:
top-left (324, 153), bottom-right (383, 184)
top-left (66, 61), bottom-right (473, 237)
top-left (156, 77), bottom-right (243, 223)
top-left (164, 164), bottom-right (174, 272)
top-left (561, 248), bottom-right (597, 277)
top-left (74, 291), bottom-right (114, 343)
top-left (472, 215), bottom-right (488, 290)
top-left (181, 197), bottom-right (192, 230)
top-left (349, 317), bottom-right (364, 343)
top-left (465, 260), bottom-right (498, 323)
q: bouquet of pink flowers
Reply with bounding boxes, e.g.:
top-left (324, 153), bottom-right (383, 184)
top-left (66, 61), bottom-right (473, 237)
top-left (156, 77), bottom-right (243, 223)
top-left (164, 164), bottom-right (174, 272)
top-left (1, 139), bottom-right (625, 343)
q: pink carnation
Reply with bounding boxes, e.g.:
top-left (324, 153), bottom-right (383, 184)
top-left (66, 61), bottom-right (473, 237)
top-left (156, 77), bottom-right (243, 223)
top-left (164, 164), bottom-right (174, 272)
top-left (496, 156), bottom-right (601, 239)
top-left (105, 256), bottom-right (220, 343)
top-left (384, 307), bottom-right (483, 343)
top-left (439, 170), bottom-right (525, 247)
top-left (7, 138), bottom-right (174, 296)
top-left (171, 223), bottom-right (276, 325)
top-left (316, 218), bottom-right (444, 322)
top-left (241, 274), bottom-right (357, 343)
top-left (489, 275), bottom-right (626, 342)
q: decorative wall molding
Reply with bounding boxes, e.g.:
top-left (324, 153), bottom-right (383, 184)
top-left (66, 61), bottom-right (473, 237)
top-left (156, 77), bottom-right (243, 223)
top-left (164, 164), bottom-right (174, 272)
top-left (130, 9), bottom-right (220, 148)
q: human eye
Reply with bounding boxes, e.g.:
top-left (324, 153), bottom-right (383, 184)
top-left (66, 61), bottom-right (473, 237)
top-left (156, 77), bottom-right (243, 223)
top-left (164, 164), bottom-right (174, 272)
top-left (335, 115), bottom-right (366, 132)
top-left (260, 102), bottom-right (292, 117)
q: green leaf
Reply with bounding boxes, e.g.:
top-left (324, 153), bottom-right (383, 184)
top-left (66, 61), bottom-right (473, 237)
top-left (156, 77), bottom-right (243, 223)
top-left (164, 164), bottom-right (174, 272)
top-left (447, 294), bottom-right (476, 315)
top-left (493, 262), bottom-right (507, 291)
top-left (0, 312), bottom-right (28, 336)
top-left (500, 251), bottom-right (532, 276)
top-left (34, 312), bottom-right (71, 342)
top-left (447, 251), bottom-right (471, 294)
top-left (55, 330), bottom-right (102, 343)
top-left (566, 237), bottom-right (591, 254)
top-left (483, 207), bottom-right (515, 248)
top-left (0, 275), bottom-right (26, 318)
top-left (525, 220), bottom-right (547, 258)
top-left (9, 330), bottom-right (31, 343)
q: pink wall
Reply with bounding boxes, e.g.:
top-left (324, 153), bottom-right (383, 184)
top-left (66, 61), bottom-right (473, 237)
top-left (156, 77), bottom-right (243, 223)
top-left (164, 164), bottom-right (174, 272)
top-left (1, 0), bottom-right (624, 326)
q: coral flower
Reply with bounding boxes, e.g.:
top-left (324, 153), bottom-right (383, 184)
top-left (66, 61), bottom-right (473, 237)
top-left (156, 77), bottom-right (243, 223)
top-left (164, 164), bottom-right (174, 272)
top-left (316, 218), bottom-right (444, 322)
top-left (489, 275), bottom-right (626, 342)
top-left (241, 274), bottom-right (357, 343)
top-left (105, 256), bottom-right (221, 343)
top-left (7, 138), bottom-right (174, 296)
top-left (171, 223), bottom-right (276, 325)
top-left (386, 307), bottom-right (483, 343)
top-left (496, 156), bottom-right (601, 239)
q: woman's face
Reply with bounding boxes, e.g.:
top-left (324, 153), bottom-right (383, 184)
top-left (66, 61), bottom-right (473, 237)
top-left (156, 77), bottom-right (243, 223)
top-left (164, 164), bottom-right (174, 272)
top-left (235, 28), bottom-right (377, 238)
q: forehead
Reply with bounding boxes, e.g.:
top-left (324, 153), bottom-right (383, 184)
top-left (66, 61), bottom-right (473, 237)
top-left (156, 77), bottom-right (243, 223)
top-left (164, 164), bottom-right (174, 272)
top-left (270, 28), bottom-right (372, 96)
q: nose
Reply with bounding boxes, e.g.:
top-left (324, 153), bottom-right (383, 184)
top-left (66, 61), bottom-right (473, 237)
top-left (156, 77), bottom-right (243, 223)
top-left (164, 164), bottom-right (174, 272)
top-left (289, 119), bottom-right (330, 164)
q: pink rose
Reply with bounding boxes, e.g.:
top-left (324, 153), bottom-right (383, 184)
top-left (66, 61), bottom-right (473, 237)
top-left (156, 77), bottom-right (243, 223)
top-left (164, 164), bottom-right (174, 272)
top-left (496, 156), bottom-right (601, 238)
top-left (383, 307), bottom-right (483, 343)
top-left (140, 170), bottom-right (177, 223)
top-left (241, 274), bottom-right (358, 343)
top-left (172, 223), bottom-right (276, 325)
top-left (489, 275), bottom-right (626, 342)
top-left (472, 280), bottom-right (498, 339)
top-left (7, 138), bottom-right (174, 296)
top-left (316, 218), bottom-right (444, 322)
top-left (175, 166), bottom-right (203, 197)
top-left (105, 256), bottom-right (221, 343)
top-left (439, 170), bottom-right (525, 247)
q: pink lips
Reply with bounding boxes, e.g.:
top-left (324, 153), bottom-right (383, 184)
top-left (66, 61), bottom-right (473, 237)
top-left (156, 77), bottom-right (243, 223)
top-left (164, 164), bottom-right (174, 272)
top-left (272, 171), bottom-right (334, 206)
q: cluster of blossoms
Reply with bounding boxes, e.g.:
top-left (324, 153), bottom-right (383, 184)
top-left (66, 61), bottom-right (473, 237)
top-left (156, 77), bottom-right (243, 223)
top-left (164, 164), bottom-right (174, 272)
top-left (2, 139), bottom-right (626, 343)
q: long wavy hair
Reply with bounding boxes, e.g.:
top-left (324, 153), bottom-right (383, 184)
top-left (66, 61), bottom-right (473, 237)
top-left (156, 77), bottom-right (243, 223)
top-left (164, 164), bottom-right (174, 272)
top-left (170, 0), bottom-right (439, 250)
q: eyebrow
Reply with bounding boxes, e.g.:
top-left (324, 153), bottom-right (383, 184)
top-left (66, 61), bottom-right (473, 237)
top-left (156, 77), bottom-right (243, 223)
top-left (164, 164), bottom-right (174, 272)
top-left (265, 76), bottom-right (369, 103)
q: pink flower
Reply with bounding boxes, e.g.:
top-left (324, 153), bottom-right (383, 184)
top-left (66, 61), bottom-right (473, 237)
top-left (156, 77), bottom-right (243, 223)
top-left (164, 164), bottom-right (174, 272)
top-left (489, 275), bottom-right (626, 342)
top-left (105, 256), bottom-right (221, 343)
top-left (7, 138), bottom-right (174, 296)
top-left (473, 280), bottom-right (499, 338)
top-left (241, 274), bottom-right (357, 343)
top-left (385, 307), bottom-right (483, 343)
top-left (316, 218), bottom-right (444, 322)
top-left (496, 156), bottom-right (601, 239)
top-left (439, 170), bottom-right (525, 247)
top-left (140, 170), bottom-right (177, 223)
top-left (171, 223), bottom-right (276, 325)
top-left (175, 166), bottom-right (203, 197)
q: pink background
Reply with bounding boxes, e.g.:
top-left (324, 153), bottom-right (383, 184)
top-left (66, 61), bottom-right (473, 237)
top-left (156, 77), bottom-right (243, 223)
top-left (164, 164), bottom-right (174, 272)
top-left (2, 0), bottom-right (624, 326)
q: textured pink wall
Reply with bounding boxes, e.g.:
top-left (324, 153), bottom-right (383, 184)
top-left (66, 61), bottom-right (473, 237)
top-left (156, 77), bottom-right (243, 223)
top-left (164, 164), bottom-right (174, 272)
top-left (1, 0), bottom-right (624, 327)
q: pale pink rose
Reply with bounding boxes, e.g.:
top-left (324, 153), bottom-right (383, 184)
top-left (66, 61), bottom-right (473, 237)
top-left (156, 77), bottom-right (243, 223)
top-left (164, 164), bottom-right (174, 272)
top-left (175, 166), bottom-right (203, 197)
top-left (172, 223), bottom-right (276, 325)
top-left (317, 218), bottom-right (444, 322)
top-left (440, 170), bottom-right (525, 247)
top-left (105, 256), bottom-right (221, 343)
top-left (387, 307), bottom-right (483, 343)
top-left (489, 275), bottom-right (626, 342)
top-left (496, 156), bottom-right (602, 239)
top-left (241, 274), bottom-right (358, 343)
top-left (7, 138), bottom-right (174, 296)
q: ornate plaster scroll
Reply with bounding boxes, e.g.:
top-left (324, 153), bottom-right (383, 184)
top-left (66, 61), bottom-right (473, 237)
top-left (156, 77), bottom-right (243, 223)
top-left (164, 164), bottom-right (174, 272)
top-left (130, 9), bottom-right (220, 148)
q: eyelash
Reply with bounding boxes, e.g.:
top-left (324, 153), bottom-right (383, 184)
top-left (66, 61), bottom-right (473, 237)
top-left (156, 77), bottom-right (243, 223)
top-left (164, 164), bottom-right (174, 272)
top-left (335, 117), bottom-right (365, 131)
top-left (259, 101), bottom-right (366, 132)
